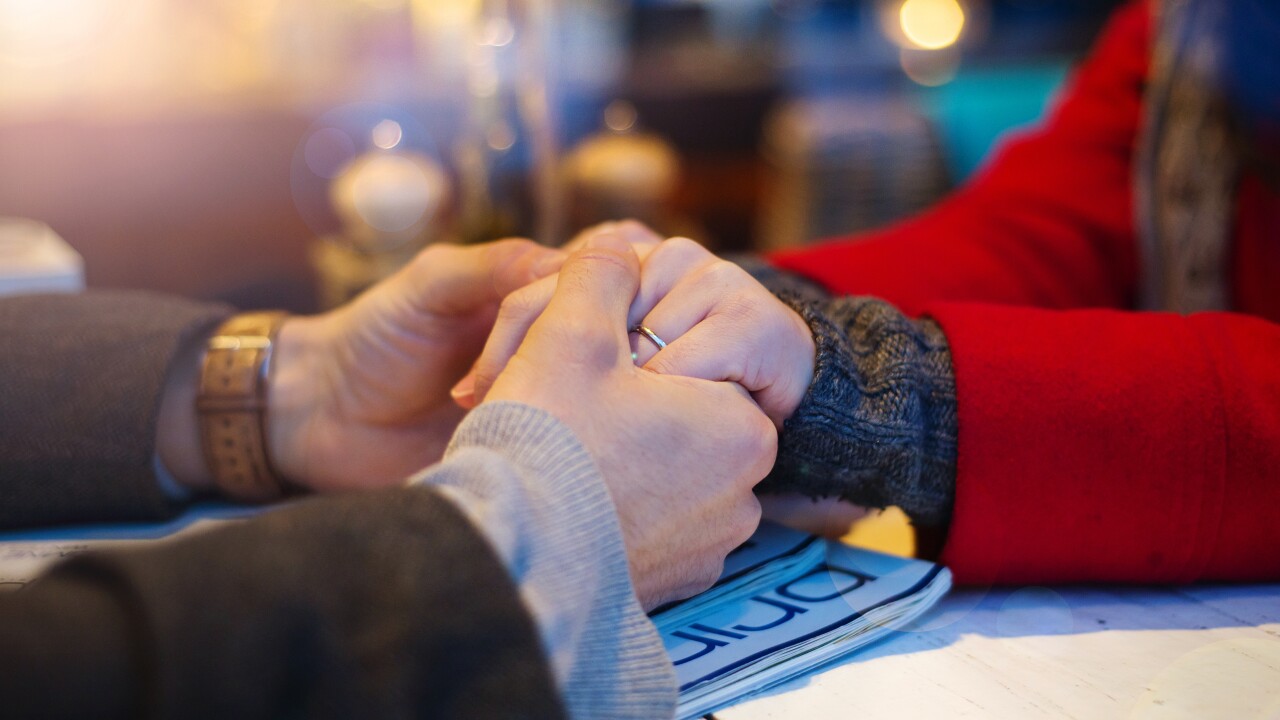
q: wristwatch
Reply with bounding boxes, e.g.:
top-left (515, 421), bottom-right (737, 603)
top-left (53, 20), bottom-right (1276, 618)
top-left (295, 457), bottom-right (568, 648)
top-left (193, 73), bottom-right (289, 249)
top-left (196, 311), bottom-right (291, 502)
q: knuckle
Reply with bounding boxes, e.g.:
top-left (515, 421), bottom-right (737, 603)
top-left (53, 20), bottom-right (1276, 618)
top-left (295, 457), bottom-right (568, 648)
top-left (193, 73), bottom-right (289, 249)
top-left (405, 242), bottom-right (454, 278)
top-left (717, 292), bottom-right (762, 325)
top-left (702, 258), bottom-right (745, 287)
top-left (496, 286), bottom-right (540, 324)
top-left (653, 236), bottom-right (710, 267)
top-left (732, 496), bottom-right (764, 545)
top-left (471, 355), bottom-right (507, 392)
top-left (736, 414), bottom-right (778, 478)
top-left (569, 248), bottom-right (635, 277)
top-left (692, 559), bottom-right (725, 596)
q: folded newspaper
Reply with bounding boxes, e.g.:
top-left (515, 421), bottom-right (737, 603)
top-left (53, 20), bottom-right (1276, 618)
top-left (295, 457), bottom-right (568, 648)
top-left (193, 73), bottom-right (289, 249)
top-left (651, 522), bottom-right (951, 719)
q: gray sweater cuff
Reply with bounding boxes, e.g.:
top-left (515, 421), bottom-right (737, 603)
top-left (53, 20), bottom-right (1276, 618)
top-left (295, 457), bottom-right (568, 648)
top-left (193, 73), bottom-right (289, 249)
top-left (426, 402), bottom-right (677, 720)
top-left (761, 293), bottom-right (958, 526)
top-left (737, 257), bottom-right (959, 527)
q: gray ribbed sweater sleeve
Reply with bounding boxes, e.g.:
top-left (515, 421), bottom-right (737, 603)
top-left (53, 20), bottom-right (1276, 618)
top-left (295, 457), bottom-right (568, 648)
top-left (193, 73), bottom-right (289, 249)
top-left (735, 257), bottom-right (959, 527)
top-left (420, 402), bottom-right (678, 720)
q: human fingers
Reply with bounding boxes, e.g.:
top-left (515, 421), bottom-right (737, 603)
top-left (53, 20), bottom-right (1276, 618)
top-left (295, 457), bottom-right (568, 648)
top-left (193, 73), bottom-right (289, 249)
top-left (488, 238), bottom-right (569, 295)
top-left (455, 224), bottom-right (670, 394)
top-left (564, 219), bottom-right (663, 255)
top-left (627, 255), bottom-right (748, 366)
top-left (645, 301), bottom-right (813, 427)
top-left (457, 225), bottom-right (649, 408)
top-left (454, 273), bottom-right (557, 409)
top-left (529, 230), bottom-right (641, 366)
top-left (625, 378), bottom-right (775, 607)
top-left (464, 228), bottom-right (642, 407)
top-left (647, 490), bottom-right (765, 607)
top-left (623, 250), bottom-right (814, 424)
top-left (626, 236), bottom-right (720, 331)
top-left (385, 239), bottom-right (565, 318)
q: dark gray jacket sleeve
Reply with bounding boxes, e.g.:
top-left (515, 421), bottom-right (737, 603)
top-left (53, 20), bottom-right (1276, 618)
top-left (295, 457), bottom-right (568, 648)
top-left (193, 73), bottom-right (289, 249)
top-left (735, 257), bottom-right (959, 527)
top-left (0, 487), bottom-right (564, 720)
top-left (0, 291), bottom-right (232, 529)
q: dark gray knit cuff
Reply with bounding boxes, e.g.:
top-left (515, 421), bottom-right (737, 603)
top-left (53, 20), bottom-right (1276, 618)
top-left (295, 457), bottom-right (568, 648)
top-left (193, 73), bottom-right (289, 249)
top-left (756, 291), bottom-right (958, 527)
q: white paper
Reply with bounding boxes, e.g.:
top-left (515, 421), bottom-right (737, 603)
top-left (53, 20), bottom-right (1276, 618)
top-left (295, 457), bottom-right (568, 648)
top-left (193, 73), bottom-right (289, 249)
top-left (653, 522), bottom-right (951, 720)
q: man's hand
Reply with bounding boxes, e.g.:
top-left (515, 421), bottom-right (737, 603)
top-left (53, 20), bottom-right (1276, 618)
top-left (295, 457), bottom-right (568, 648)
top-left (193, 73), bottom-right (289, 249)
top-left (484, 231), bottom-right (776, 610)
top-left (265, 240), bottom-right (566, 493)
top-left (458, 229), bottom-right (815, 428)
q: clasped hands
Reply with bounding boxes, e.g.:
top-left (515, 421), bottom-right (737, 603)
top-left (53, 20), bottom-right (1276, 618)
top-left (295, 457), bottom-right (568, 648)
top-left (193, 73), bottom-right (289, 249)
top-left (265, 222), bottom-right (842, 609)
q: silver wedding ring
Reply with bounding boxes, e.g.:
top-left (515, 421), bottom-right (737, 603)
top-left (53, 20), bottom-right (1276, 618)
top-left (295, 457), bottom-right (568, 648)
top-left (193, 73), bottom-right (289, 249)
top-left (630, 324), bottom-right (667, 351)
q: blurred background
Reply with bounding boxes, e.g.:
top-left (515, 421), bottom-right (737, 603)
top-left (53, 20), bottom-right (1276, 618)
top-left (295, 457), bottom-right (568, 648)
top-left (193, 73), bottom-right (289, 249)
top-left (0, 0), bottom-right (1124, 312)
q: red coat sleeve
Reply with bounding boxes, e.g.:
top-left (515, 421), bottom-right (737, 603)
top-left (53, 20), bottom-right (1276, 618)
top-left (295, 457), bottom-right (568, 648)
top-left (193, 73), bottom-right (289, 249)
top-left (768, 1), bottom-right (1151, 317)
top-left (765, 0), bottom-right (1280, 584)
top-left (930, 303), bottom-right (1280, 584)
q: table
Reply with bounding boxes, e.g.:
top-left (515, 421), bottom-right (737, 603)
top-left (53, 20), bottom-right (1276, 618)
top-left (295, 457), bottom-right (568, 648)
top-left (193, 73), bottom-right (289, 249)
top-left (718, 508), bottom-right (1280, 719)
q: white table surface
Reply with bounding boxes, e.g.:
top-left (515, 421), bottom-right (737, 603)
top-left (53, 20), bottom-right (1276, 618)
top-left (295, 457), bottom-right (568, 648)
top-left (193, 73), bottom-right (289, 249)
top-left (718, 582), bottom-right (1280, 719)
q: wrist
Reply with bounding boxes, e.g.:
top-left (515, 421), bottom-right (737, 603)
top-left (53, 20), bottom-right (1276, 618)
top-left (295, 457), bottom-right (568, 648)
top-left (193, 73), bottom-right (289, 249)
top-left (192, 311), bottom-right (296, 501)
top-left (156, 329), bottom-right (217, 493)
top-left (266, 315), bottom-right (331, 487)
top-left (781, 304), bottom-right (817, 423)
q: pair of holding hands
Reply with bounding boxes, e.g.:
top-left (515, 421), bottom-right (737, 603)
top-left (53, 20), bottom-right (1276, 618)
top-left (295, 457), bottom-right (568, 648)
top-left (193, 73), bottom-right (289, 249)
top-left (269, 223), bottom-right (820, 608)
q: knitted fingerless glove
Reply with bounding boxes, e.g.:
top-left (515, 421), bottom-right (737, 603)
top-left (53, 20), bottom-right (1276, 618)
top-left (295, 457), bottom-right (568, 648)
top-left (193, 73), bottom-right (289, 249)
top-left (736, 258), bottom-right (958, 527)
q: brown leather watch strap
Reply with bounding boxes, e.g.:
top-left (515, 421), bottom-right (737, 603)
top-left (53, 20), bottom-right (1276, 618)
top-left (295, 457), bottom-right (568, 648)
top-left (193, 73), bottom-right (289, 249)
top-left (197, 311), bottom-right (291, 502)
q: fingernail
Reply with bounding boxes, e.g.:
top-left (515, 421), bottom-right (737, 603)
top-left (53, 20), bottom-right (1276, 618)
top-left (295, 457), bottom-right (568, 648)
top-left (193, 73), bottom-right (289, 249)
top-left (450, 374), bottom-right (476, 407)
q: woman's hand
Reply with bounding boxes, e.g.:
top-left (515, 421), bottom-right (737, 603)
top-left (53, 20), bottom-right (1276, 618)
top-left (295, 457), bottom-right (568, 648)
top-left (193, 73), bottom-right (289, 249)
top-left (456, 227), bottom-right (817, 428)
top-left (483, 230), bottom-right (776, 609)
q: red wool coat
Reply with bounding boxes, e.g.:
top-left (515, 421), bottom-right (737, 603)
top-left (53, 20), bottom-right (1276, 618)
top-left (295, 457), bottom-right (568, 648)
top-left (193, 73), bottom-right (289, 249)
top-left (770, 1), bottom-right (1280, 585)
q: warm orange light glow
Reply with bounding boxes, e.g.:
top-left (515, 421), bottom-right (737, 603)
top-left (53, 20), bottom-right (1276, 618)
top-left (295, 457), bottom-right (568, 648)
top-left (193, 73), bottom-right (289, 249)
top-left (0, 0), bottom-right (116, 67)
top-left (899, 0), bottom-right (965, 51)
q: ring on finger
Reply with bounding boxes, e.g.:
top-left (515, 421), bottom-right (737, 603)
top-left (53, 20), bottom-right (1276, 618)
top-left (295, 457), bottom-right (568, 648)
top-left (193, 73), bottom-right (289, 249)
top-left (630, 324), bottom-right (667, 351)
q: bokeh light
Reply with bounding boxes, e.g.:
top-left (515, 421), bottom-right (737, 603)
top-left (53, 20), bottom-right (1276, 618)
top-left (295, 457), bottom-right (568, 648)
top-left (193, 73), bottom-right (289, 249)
top-left (0, 0), bottom-right (117, 67)
top-left (899, 0), bottom-right (965, 51)
top-left (899, 47), bottom-right (961, 86)
top-left (486, 121), bottom-right (516, 152)
top-left (603, 99), bottom-right (638, 134)
top-left (371, 119), bottom-right (404, 150)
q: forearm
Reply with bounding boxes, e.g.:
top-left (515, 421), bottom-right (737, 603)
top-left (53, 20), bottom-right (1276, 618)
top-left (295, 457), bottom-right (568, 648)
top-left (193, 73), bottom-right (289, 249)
top-left (427, 402), bottom-right (678, 720)
top-left (928, 303), bottom-right (1280, 584)
top-left (0, 402), bottom-right (676, 719)
top-left (0, 292), bottom-right (230, 529)
top-left (0, 483), bottom-right (564, 718)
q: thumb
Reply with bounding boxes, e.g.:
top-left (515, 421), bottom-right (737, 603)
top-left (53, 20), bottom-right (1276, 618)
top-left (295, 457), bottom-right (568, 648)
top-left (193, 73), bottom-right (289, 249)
top-left (392, 239), bottom-right (565, 317)
top-left (540, 229), bottom-right (641, 354)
